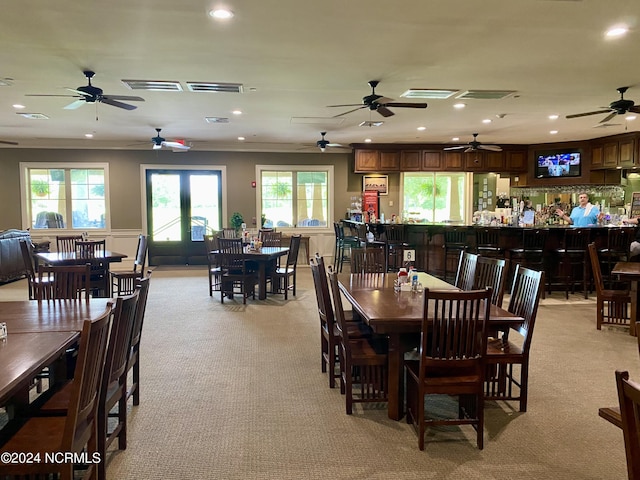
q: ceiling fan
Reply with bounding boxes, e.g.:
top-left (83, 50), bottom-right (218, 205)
top-left (444, 133), bottom-right (502, 152)
top-left (26, 70), bottom-right (145, 110)
top-left (150, 128), bottom-right (190, 151)
top-left (566, 86), bottom-right (640, 124)
top-left (328, 80), bottom-right (428, 118)
top-left (315, 131), bottom-right (346, 152)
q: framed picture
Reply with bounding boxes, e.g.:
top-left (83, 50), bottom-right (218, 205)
top-left (362, 175), bottom-right (388, 195)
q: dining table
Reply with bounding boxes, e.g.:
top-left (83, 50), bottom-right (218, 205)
top-left (611, 261), bottom-right (640, 336)
top-left (337, 271), bottom-right (525, 420)
top-left (213, 246), bottom-right (289, 300)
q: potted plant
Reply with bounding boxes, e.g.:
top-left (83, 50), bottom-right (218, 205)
top-left (230, 212), bottom-right (244, 235)
top-left (31, 179), bottom-right (50, 197)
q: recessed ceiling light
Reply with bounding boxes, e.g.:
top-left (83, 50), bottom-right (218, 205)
top-left (482, 119), bottom-right (492, 124)
top-left (232, 110), bottom-right (242, 115)
top-left (605, 25), bottom-right (628, 38)
top-left (209, 8), bottom-right (234, 19)
top-left (452, 137), bottom-right (459, 141)
top-left (626, 115), bottom-right (637, 121)
top-left (364, 138), bottom-right (372, 143)
top-left (12, 104), bottom-right (25, 109)
top-left (417, 126), bottom-right (426, 131)
top-left (453, 103), bottom-right (466, 109)
top-left (550, 130), bottom-right (558, 135)
top-left (237, 136), bottom-right (245, 141)
top-left (84, 133), bottom-right (93, 138)
top-left (548, 114), bottom-right (559, 120)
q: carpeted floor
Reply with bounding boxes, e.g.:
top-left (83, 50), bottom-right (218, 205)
top-left (1, 267), bottom-right (637, 479)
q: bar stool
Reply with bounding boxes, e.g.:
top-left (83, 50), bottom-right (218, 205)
top-left (507, 228), bottom-right (548, 298)
top-left (551, 228), bottom-right (590, 299)
top-left (333, 222), bottom-right (359, 272)
top-left (598, 227), bottom-right (635, 288)
top-left (383, 224), bottom-right (410, 271)
top-left (475, 227), bottom-right (504, 259)
top-left (443, 227), bottom-right (469, 283)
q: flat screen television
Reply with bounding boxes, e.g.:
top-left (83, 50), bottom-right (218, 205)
top-left (535, 152), bottom-right (581, 178)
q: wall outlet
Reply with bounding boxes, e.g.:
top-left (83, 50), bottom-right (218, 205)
top-left (389, 200), bottom-right (394, 207)
top-left (403, 249), bottom-right (415, 262)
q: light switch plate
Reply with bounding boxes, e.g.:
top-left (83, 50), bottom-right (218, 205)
top-left (403, 249), bottom-right (415, 262)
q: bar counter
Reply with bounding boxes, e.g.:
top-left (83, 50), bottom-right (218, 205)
top-left (342, 220), bottom-right (637, 282)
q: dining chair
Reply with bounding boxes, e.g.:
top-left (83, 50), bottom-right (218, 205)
top-left (454, 251), bottom-right (478, 291)
top-left (218, 252), bottom-right (257, 304)
top-left (126, 273), bottom-right (152, 406)
top-left (273, 234), bottom-right (301, 299)
top-left (350, 247), bottom-right (386, 274)
top-left (203, 234), bottom-right (221, 296)
top-left (0, 304), bottom-right (113, 480)
top-left (218, 237), bottom-right (244, 254)
top-left (260, 230), bottom-right (282, 247)
top-left (221, 227), bottom-right (238, 239)
top-left (310, 255), bottom-right (371, 389)
top-left (405, 287), bottom-right (491, 450)
top-left (327, 266), bottom-right (388, 415)
top-left (76, 239), bottom-right (108, 297)
top-left (588, 243), bottom-right (631, 331)
top-left (111, 234), bottom-right (148, 296)
top-left (383, 224), bottom-right (410, 271)
top-left (484, 265), bottom-right (543, 412)
top-left (56, 234), bottom-right (83, 253)
top-left (443, 227), bottom-right (469, 283)
top-left (473, 256), bottom-right (509, 307)
top-left (615, 370), bottom-right (640, 480)
top-left (20, 238), bottom-right (51, 300)
top-left (38, 291), bottom-right (140, 480)
top-left (37, 263), bottom-right (91, 301)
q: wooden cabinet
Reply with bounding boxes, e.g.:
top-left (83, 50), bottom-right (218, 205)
top-left (422, 151), bottom-right (442, 170)
top-left (506, 150), bottom-right (527, 172)
top-left (603, 142), bottom-right (619, 168)
top-left (591, 144), bottom-right (603, 168)
top-left (619, 137), bottom-right (635, 167)
top-left (443, 152), bottom-right (463, 170)
top-left (591, 136), bottom-right (635, 168)
top-left (400, 150), bottom-right (421, 171)
top-left (354, 150), bottom-right (399, 172)
top-left (485, 152), bottom-right (504, 171)
top-left (463, 151), bottom-right (484, 171)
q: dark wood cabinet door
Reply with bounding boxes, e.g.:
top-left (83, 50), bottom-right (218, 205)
top-left (400, 150), bottom-right (421, 171)
top-left (379, 151), bottom-right (400, 171)
top-left (354, 150), bottom-right (380, 172)
top-left (506, 151), bottom-right (527, 172)
top-left (603, 142), bottom-right (618, 167)
top-left (422, 151), bottom-right (442, 170)
top-left (485, 152), bottom-right (505, 171)
top-left (591, 144), bottom-right (603, 168)
top-left (443, 152), bottom-right (463, 170)
top-left (619, 139), bottom-right (635, 167)
top-left (463, 151), bottom-right (485, 170)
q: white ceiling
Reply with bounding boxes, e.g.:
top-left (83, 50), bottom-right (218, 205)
top-left (1, 0), bottom-right (640, 153)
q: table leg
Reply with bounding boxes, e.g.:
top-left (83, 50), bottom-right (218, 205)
top-left (387, 333), bottom-right (403, 421)
top-left (258, 263), bottom-right (267, 300)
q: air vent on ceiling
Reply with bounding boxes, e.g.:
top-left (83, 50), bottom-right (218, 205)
top-left (205, 117), bottom-right (230, 124)
top-left (16, 112), bottom-right (49, 119)
top-left (121, 80), bottom-right (183, 91)
top-left (359, 121), bottom-right (384, 127)
top-left (400, 89), bottom-right (458, 99)
top-left (187, 82), bottom-right (243, 93)
top-left (456, 90), bottom-right (517, 100)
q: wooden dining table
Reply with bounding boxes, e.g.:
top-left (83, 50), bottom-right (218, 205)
top-left (337, 272), bottom-right (525, 420)
top-left (611, 261), bottom-right (640, 336)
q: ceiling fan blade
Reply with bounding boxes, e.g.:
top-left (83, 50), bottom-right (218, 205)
top-left (66, 88), bottom-right (92, 97)
top-left (64, 99), bottom-right (86, 110)
top-left (100, 97), bottom-right (137, 110)
top-left (464, 147), bottom-right (478, 153)
top-left (629, 105), bottom-right (640, 114)
top-left (383, 102), bottom-right (428, 109)
top-left (376, 106), bottom-right (394, 117)
top-left (332, 106), bottom-right (365, 118)
top-left (163, 141), bottom-right (190, 150)
top-left (479, 144), bottom-right (503, 152)
top-left (326, 142), bottom-right (343, 147)
top-left (599, 111), bottom-right (618, 124)
top-left (443, 146), bottom-right (465, 151)
top-left (103, 95), bottom-right (145, 102)
top-left (566, 109), bottom-right (611, 119)
top-left (25, 94), bottom-right (80, 98)
top-left (327, 103), bottom-right (364, 108)
top-left (0, 140), bottom-right (18, 145)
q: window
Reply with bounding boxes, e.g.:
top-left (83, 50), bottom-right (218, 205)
top-left (21, 163), bottom-right (109, 230)
top-left (401, 172), bottom-right (469, 223)
top-left (256, 165), bottom-right (333, 229)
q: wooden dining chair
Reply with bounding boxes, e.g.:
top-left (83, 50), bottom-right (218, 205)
top-left (350, 247), bottom-right (386, 273)
top-left (273, 234), bottom-right (301, 299)
top-left (203, 234), bottom-right (221, 296)
top-left (111, 234), bottom-right (148, 296)
top-left (0, 304), bottom-right (113, 480)
top-left (218, 237), bottom-right (244, 254)
top-left (615, 370), bottom-right (640, 480)
top-left (484, 265), bottom-right (543, 412)
top-left (20, 238), bottom-right (51, 300)
top-left (38, 291), bottom-right (140, 480)
top-left (218, 253), bottom-right (257, 304)
top-left (126, 274), bottom-right (152, 406)
top-left (473, 256), bottom-right (509, 307)
top-left (260, 230), bottom-right (282, 247)
top-left (588, 243), bottom-right (631, 331)
top-left (37, 263), bottom-right (91, 300)
top-left (56, 234), bottom-right (83, 253)
top-left (405, 287), bottom-right (491, 450)
top-left (76, 239), bottom-right (108, 297)
top-left (221, 227), bottom-right (238, 239)
top-left (455, 251), bottom-right (478, 291)
top-left (327, 266), bottom-right (388, 415)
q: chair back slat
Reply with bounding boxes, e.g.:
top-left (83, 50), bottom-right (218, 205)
top-left (474, 256), bottom-right (508, 307)
top-left (19, 239), bottom-right (36, 280)
top-left (455, 252), bottom-right (478, 291)
top-left (588, 243), bottom-right (605, 295)
top-left (351, 247), bottom-right (385, 273)
top-left (56, 235), bottom-right (83, 253)
top-left (562, 228), bottom-right (589, 251)
top-left (105, 291), bottom-right (140, 388)
top-left (521, 229), bottom-right (547, 250)
top-left (507, 265), bottom-right (543, 351)
top-left (221, 228), bottom-right (238, 239)
top-left (310, 256), bottom-right (335, 342)
top-left (615, 370), bottom-right (640, 480)
top-left (218, 237), bottom-right (244, 254)
top-left (38, 264), bottom-right (91, 300)
top-left (129, 273), bottom-right (152, 351)
top-left (286, 234), bottom-right (301, 267)
top-left (327, 266), bottom-right (354, 348)
top-left (75, 240), bottom-right (106, 258)
top-left (132, 235), bottom-right (148, 272)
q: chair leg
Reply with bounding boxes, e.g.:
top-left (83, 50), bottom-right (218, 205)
top-left (519, 363), bottom-right (529, 412)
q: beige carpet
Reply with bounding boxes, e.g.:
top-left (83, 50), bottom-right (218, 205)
top-left (1, 268), bottom-right (637, 479)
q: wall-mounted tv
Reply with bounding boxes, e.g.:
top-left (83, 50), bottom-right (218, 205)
top-left (535, 151), bottom-right (581, 178)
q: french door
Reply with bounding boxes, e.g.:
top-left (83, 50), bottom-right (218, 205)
top-left (146, 169), bottom-right (222, 265)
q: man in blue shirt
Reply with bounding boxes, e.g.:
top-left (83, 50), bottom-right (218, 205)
top-left (555, 192), bottom-right (601, 227)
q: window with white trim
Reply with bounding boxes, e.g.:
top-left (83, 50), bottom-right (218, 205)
top-left (22, 163), bottom-right (110, 230)
top-left (256, 165), bottom-right (333, 229)
top-left (401, 172), bottom-right (469, 223)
